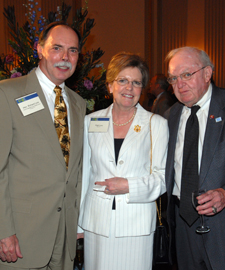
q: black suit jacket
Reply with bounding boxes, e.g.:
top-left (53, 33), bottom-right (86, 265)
top-left (152, 91), bottom-right (176, 117)
top-left (165, 84), bottom-right (225, 269)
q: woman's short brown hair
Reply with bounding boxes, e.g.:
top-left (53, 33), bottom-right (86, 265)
top-left (106, 52), bottom-right (149, 90)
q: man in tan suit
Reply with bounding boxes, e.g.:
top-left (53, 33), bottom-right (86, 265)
top-left (0, 22), bottom-right (86, 269)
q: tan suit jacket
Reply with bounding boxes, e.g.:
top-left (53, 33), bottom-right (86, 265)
top-left (0, 70), bottom-right (86, 268)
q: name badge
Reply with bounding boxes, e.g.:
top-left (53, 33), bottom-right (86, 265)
top-left (215, 117), bottom-right (222, 123)
top-left (89, 117), bottom-right (110, 133)
top-left (16, 92), bottom-right (44, 116)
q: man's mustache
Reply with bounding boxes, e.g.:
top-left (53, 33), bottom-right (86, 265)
top-left (54, 62), bottom-right (72, 70)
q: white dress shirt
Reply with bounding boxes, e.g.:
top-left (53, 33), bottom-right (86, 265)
top-left (35, 66), bottom-right (71, 133)
top-left (173, 84), bottom-right (212, 198)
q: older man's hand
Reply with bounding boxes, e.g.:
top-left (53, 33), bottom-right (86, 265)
top-left (196, 188), bottom-right (225, 216)
top-left (0, 235), bottom-right (23, 262)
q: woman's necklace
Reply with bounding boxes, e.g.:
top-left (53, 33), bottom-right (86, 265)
top-left (113, 108), bottom-right (137, 127)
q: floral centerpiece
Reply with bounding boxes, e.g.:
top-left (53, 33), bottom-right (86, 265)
top-left (1, 1), bottom-right (111, 113)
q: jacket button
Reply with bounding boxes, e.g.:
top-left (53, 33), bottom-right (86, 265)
top-left (119, 160), bottom-right (124, 165)
top-left (57, 207), bottom-right (62, 212)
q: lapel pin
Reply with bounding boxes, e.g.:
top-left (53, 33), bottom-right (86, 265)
top-left (215, 117), bottom-right (222, 123)
top-left (209, 115), bottom-right (214, 119)
top-left (134, 125), bottom-right (141, 132)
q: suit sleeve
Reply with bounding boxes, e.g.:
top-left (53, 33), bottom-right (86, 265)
top-left (127, 116), bottom-right (168, 203)
top-left (0, 89), bottom-right (16, 240)
top-left (75, 100), bottom-right (86, 209)
top-left (157, 99), bottom-right (174, 117)
top-left (77, 115), bottom-right (91, 233)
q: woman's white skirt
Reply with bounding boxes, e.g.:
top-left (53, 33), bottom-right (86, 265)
top-left (84, 211), bottom-right (154, 270)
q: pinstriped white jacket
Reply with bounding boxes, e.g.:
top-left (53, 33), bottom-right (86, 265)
top-left (78, 103), bottom-right (168, 237)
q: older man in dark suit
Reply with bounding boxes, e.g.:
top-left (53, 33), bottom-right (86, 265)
top-left (0, 22), bottom-right (86, 269)
top-left (165, 46), bottom-right (225, 270)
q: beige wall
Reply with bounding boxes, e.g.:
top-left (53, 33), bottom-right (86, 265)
top-left (83, 0), bottom-right (146, 69)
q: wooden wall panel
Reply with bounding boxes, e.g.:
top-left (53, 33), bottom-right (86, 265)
top-left (145, 0), bottom-right (151, 74)
top-left (205, 0), bottom-right (225, 88)
top-left (161, 0), bottom-right (188, 74)
top-left (149, 0), bottom-right (188, 77)
top-left (148, 0), bottom-right (225, 87)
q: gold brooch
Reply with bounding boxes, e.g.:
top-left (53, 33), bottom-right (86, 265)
top-left (134, 125), bottom-right (141, 132)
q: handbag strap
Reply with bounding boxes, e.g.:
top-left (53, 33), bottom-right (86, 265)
top-left (149, 114), bottom-right (162, 226)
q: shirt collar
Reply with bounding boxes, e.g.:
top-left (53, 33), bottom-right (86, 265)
top-left (195, 83), bottom-right (212, 109)
top-left (184, 83), bottom-right (212, 112)
top-left (36, 66), bottom-right (65, 93)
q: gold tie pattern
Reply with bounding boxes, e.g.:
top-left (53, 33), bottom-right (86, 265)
top-left (54, 86), bottom-right (70, 169)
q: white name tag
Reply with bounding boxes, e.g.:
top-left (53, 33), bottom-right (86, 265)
top-left (16, 92), bottom-right (44, 116)
top-left (89, 117), bottom-right (110, 133)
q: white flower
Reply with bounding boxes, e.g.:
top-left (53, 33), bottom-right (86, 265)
top-left (10, 68), bottom-right (18, 74)
top-left (95, 63), bottom-right (104, 68)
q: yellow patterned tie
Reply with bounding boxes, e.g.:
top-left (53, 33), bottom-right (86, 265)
top-left (54, 86), bottom-right (70, 169)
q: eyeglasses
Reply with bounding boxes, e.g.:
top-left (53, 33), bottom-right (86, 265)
top-left (167, 66), bottom-right (207, 85)
top-left (114, 77), bottom-right (143, 88)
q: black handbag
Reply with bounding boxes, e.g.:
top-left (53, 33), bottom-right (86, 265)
top-left (149, 114), bottom-right (170, 265)
top-left (153, 198), bottom-right (170, 265)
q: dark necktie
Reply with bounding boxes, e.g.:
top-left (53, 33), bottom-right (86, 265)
top-left (179, 105), bottom-right (200, 226)
top-left (54, 86), bottom-right (70, 169)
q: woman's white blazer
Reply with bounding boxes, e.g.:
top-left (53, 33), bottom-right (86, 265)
top-left (78, 103), bottom-right (168, 237)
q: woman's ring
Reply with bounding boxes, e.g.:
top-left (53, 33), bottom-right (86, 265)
top-left (105, 188), bottom-right (109, 194)
top-left (212, 206), bottom-right (217, 214)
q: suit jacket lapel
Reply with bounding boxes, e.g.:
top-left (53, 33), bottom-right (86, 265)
top-left (119, 104), bottom-right (148, 158)
top-left (200, 86), bottom-right (225, 184)
top-left (96, 104), bottom-right (147, 162)
top-left (65, 87), bottom-right (83, 176)
top-left (166, 103), bottom-right (183, 194)
top-left (101, 105), bottom-right (115, 160)
top-left (24, 70), bottom-right (65, 167)
top-left (100, 104), bottom-right (154, 161)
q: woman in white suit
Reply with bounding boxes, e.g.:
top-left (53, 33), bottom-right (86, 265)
top-left (78, 52), bottom-right (168, 270)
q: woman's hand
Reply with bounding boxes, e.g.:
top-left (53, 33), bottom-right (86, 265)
top-left (95, 177), bottom-right (129, 195)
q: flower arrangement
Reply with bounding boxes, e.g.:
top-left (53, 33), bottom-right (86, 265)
top-left (1, 1), bottom-right (111, 113)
